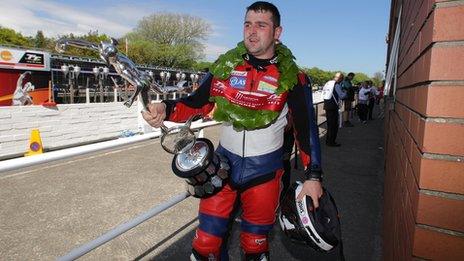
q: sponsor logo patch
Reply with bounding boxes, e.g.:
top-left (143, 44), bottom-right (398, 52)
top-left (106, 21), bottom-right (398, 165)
top-left (302, 216), bottom-right (309, 225)
top-left (263, 75), bottom-right (278, 83)
top-left (0, 50), bottom-right (12, 61)
top-left (230, 70), bottom-right (247, 76)
top-left (257, 80), bottom-right (277, 93)
top-left (255, 238), bottom-right (267, 245)
top-left (229, 76), bottom-right (246, 89)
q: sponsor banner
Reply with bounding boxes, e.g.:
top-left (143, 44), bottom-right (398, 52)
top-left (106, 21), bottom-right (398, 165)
top-left (211, 79), bottom-right (286, 111)
top-left (0, 47), bottom-right (50, 71)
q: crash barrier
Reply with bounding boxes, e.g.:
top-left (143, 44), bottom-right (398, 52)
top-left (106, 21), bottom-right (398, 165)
top-left (55, 100), bottom-right (327, 260)
top-left (0, 120), bottom-right (218, 173)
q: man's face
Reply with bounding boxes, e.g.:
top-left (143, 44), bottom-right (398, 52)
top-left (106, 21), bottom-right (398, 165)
top-left (243, 10), bottom-right (282, 59)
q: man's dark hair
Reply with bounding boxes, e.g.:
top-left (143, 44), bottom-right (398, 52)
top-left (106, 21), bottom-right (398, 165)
top-left (347, 72), bottom-right (355, 77)
top-left (246, 1), bottom-right (281, 27)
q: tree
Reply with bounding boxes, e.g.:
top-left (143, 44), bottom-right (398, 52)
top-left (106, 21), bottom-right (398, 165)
top-left (303, 67), bottom-right (334, 87)
top-left (352, 72), bottom-right (370, 86)
top-left (192, 60), bottom-right (213, 72)
top-left (34, 30), bottom-right (47, 48)
top-left (372, 71), bottom-right (384, 87)
top-left (126, 13), bottom-right (211, 68)
top-left (0, 26), bottom-right (32, 47)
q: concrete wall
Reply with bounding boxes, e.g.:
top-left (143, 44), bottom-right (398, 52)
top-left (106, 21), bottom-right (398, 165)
top-left (0, 103), bottom-right (139, 159)
top-left (384, 0), bottom-right (464, 260)
top-left (0, 92), bottom-right (325, 161)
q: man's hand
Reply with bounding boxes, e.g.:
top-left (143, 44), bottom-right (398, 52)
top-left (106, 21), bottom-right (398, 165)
top-left (297, 180), bottom-right (323, 208)
top-left (142, 102), bottom-right (166, 128)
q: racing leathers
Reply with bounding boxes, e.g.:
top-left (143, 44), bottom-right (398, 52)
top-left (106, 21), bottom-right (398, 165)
top-left (162, 54), bottom-right (322, 260)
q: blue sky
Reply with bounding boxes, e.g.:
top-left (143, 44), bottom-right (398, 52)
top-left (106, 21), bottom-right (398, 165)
top-left (2, 0), bottom-right (390, 76)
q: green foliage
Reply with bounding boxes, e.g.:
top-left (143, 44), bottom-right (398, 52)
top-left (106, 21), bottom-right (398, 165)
top-left (125, 12), bottom-right (211, 68)
top-left (34, 30), bottom-right (47, 48)
top-left (352, 72), bottom-right (370, 85)
top-left (209, 42), bottom-right (299, 130)
top-left (211, 96), bottom-right (279, 130)
top-left (371, 71), bottom-right (384, 87)
top-left (0, 26), bottom-right (33, 47)
top-left (303, 67), bottom-right (334, 87)
top-left (192, 60), bottom-right (213, 72)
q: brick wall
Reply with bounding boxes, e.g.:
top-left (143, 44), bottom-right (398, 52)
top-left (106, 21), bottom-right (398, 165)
top-left (384, 0), bottom-right (464, 260)
top-left (0, 103), bottom-right (139, 159)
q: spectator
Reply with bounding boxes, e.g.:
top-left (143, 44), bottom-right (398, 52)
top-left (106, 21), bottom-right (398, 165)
top-left (341, 72), bottom-right (355, 127)
top-left (322, 72), bottom-right (346, 146)
top-left (367, 80), bottom-right (379, 120)
top-left (358, 81), bottom-right (370, 124)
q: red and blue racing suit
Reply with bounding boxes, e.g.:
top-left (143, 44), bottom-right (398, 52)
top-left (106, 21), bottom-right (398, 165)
top-left (163, 54), bottom-right (322, 260)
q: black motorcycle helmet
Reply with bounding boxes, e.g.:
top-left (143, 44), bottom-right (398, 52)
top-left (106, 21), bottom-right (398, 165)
top-left (278, 182), bottom-right (340, 252)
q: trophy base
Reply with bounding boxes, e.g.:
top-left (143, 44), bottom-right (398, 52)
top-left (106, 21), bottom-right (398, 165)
top-left (172, 138), bottom-right (230, 198)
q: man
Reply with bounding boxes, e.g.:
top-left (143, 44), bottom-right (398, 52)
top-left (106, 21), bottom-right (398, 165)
top-left (367, 80), bottom-right (379, 120)
top-left (322, 72), bottom-right (346, 147)
top-left (357, 81), bottom-right (370, 124)
top-left (142, 2), bottom-right (323, 260)
top-left (341, 72), bottom-right (355, 127)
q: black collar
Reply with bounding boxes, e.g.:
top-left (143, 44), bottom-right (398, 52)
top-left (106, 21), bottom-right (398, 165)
top-left (243, 53), bottom-right (277, 71)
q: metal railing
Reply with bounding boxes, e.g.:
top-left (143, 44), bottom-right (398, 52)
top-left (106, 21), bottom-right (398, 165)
top-left (0, 120), bottom-right (219, 173)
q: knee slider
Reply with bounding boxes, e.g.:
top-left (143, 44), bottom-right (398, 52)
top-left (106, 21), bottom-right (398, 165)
top-left (192, 229), bottom-right (222, 259)
top-left (240, 232), bottom-right (269, 254)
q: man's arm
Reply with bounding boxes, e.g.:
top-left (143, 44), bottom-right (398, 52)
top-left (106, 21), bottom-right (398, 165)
top-left (163, 73), bottom-right (215, 122)
top-left (287, 73), bottom-right (323, 207)
top-left (142, 73), bottom-right (215, 127)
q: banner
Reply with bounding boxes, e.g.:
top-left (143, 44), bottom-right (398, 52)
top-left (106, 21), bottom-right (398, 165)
top-left (0, 47), bottom-right (50, 71)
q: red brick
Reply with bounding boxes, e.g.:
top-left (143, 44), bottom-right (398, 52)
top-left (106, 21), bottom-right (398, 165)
top-left (417, 193), bottom-right (464, 232)
top-left (426, 85), bottom-right (464, 118)
top-left (430, 45), bottom-right (464, 81)
top-left (420, 7), bottom-right (435, 51)
top-left (405, 161), bottom-right (420, 215)
top-left (422, 121), bottom-right (464, 155)
top-left (417, 118), bottom-right (426, 149)
top-left (434, 5), bottom-right (464, 42)
top-left (413, 226), bottom-right (464, 260)
top-left (413, 86), bottom-right (428, 115)
top-left (410, 143), bottom-right (423, 181)
top-left (419, 157), bottom-right (464, 194)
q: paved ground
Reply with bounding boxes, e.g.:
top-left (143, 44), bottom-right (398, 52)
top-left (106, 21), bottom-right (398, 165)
top-left (0, 111), bottom-right (384, 260)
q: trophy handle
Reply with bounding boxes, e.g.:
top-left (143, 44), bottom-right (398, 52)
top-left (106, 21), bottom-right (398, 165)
top-left (185, 114), bottom-right (202, 128)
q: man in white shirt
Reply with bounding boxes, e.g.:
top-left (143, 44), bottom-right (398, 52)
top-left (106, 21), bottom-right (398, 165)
top-left (322, 72), bottom-right (346, 146)
top-left (358, 81), bottom-right (371, 124)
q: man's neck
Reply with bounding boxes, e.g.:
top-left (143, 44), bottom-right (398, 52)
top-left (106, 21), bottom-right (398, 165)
top-left (244, 53), bottom-right (277, 71)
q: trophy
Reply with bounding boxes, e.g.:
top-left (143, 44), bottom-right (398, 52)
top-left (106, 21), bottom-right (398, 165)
top-left (56, 38), bottom-right (229, 197)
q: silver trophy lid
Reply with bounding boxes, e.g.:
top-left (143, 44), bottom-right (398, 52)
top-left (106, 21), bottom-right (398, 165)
top-left (175, 140), bottom-right (211, 172)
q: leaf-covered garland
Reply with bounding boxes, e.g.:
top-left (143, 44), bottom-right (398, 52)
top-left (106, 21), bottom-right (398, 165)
top-left (210, 41), bottom-right (299, 130)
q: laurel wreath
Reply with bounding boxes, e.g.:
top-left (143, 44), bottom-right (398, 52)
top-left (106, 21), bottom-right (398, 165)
top-left (209, 41), bottom-right (299, 130)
